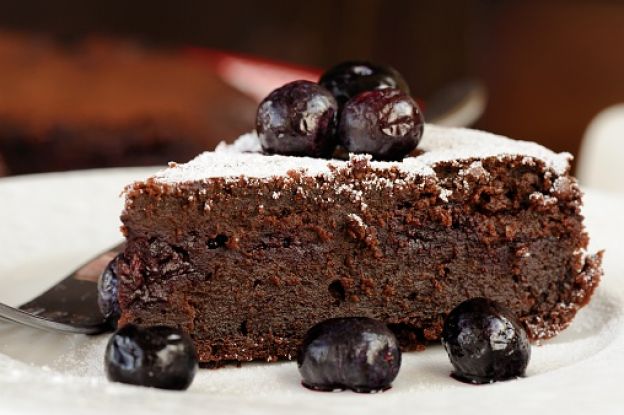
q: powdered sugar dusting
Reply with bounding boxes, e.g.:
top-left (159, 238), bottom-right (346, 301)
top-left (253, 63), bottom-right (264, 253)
top-left (438, 188), bottom-right (453, 202)
top-left (215, 131), bottom-right (262, 153)
top-left (346, 213), bottom-right (367, 228)
top-left (152, 125), bottom-right (571, 184)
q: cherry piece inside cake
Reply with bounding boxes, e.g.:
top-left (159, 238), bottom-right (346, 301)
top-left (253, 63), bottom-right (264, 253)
top-left (117, 125), bottom-right (602, 365)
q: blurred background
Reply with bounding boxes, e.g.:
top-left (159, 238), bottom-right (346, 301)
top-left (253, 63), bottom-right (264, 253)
top-left (0, 0), bottom-right (623, 190)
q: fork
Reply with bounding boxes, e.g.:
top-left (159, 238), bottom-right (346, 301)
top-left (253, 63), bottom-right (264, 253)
top-left (0, 244), bottom-right (124, 334)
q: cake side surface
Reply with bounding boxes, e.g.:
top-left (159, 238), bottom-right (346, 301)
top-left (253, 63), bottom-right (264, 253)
top-left (117, 125), bottom-right (602, 364)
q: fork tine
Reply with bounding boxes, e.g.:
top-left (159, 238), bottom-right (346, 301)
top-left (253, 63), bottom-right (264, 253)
top-left (0, 302), bottom-right (105, 334)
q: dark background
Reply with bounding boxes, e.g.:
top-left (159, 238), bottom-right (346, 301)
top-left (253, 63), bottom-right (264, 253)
top-left (2, 0), bottom-right (623, 160)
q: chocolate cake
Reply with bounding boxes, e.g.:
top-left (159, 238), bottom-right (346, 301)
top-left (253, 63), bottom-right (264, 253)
top-left (117, 125), bottom-right (602, 364)
top-left (0, 31), bottom-right (255, 175)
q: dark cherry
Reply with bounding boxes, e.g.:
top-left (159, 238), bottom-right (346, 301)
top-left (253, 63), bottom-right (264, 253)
top-left (339, 88), bottom-right (424, 160)
top-left (256, 80), bottom-right (338, 157)
top-left (319, 61), bottom-right (410, 108)
top-left (97, 254), bottom-right (122, 328)
top-left (441, 298), bottom-right (531, 384)
top-left (297, 317), bottom-right (401, 393)
top-left (105, 324), bottom-right (198, 390)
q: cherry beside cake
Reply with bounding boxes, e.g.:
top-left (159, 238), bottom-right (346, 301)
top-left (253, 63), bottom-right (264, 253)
top-left (115, 62), bottom-right (602, 365)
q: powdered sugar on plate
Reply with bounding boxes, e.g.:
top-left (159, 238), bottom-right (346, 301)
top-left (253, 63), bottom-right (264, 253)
top-left (152, 125), bottom-right (572, 184)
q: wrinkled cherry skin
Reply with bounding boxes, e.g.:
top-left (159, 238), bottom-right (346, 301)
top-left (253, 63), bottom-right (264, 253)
top-left (339, 88), bottom-right (424, 160)
top-left (441, 298), bottom-right (531, 384)
top-left (297, 317), bottom-right (401, 393)
top-left (97, 253), bottom-right (122, 328)
top-left (319, 61), bottom-right (410, 108)
top-left (256, 80), bottom-right (338, 157)
top-left (105, 325), bottom-right (198, 390)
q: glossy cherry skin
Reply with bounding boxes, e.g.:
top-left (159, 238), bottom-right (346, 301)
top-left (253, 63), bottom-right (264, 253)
top-left (319, 61), bottom-right (410, 108)
top-left (297, 317), bottom-right (401, 393)
top-left (97, 254), bottom-right (122, 328)
top-left (256, 80), bottom-right (338, 157)
top-left (105, 325), bottom-right (198, 390)
top-left (441, 298), bottom-right (531, 384)
top-left (338, 88), bottom-right (424, 160)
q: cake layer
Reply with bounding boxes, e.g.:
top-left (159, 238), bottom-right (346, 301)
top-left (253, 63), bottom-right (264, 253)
top-left (118, 126), bottom-right (602, 364)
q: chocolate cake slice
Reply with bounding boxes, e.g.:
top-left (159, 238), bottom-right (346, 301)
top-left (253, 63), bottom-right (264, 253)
top-left (118, 125), bottom-right (602, 364)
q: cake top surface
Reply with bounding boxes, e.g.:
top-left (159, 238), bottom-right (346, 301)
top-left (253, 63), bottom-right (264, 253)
top-left (151, 124), bottom-right (572, 184)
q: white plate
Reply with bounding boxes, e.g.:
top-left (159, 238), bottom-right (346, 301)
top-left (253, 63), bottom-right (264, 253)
top-left (0, 168), bottom-right (623, 415)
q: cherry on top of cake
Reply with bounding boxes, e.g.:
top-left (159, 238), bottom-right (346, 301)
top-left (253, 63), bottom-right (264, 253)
top-left (256, 62), bottom-right (423, 161)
